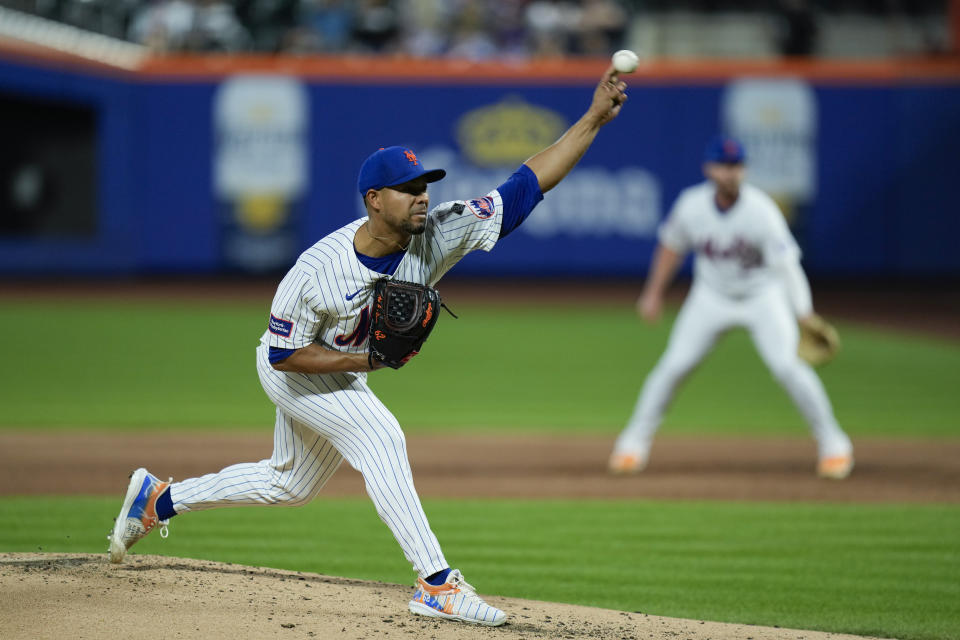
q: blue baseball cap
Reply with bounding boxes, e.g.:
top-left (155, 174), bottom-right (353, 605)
top-left (703, 135), bottom-right (746, 165)
top-left (357, 146), bottom-right (446, 195)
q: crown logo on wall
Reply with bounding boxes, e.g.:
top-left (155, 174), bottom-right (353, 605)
top-left (456, 97), bottom-right (567, 168)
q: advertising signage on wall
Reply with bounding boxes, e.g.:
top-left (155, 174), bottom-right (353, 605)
top-left (0, 52), bottom-right (958, 276)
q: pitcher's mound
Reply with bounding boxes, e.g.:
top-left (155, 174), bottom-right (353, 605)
top-left (1, 553), bottom-right (888, 640)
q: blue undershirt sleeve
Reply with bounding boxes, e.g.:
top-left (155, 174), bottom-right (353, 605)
top-left (497, 164), bottom-right (544, 238)
top-left (269, 346), bottom-right (298, 364)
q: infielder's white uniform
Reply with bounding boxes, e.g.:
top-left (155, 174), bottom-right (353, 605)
top-left (612, 181), bottom-right (852, 461)
top-left (168, 192), bottom-right (503, 579)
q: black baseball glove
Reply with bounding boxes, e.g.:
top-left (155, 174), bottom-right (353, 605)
top-left (368, 278), bottom-right (442, 369)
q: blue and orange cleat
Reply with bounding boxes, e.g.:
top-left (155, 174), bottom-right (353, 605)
top-left (408, 569), bottom-right (506, 626)
top-left (108, 468), bottom-right (171, 563)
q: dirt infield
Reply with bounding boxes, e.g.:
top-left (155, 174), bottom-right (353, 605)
top-left (2, 431), bottom-right (959, 503)
top-left (0, 553), bottom-right (893, 640)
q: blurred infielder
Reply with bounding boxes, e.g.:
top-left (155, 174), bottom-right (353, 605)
top-left (608, 136), bottom-right (853, 480)
top-left (109, 67), bottom-right (628, 626)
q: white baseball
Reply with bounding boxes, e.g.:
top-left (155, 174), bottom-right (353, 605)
top-left (611, 49), bottom-right (639, 74)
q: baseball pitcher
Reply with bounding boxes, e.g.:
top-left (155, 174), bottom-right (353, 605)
top-left (109, 67), bottom-right (628, 626)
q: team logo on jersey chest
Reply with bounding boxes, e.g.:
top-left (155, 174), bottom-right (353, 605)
top-left (268, 314), bottom-right (293, 337)
top-left (335, 307), bottom-right (370, 347)
top-left (467, 196), bottom-right (495, 219)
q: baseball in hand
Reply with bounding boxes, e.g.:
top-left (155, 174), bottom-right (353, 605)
top-left (611, 49), bottom-right (639, 74)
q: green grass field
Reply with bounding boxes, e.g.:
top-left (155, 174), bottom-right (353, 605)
top-left (3, 497), bottom-right (958, 640)
top-left (1, 299), bottom-right (958, 435)
top-left (1, 297), bottom-right (959, 640)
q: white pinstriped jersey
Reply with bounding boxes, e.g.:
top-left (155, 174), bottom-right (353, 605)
top-left (262, 190), bottom-right (504, 355)
top-left (168, 170), bottom-right (535, 585)
top-left (659, 182), bottom-right (800, 299)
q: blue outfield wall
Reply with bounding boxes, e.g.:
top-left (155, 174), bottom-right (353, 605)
top-left (1, 55), bottom-right (958, 277)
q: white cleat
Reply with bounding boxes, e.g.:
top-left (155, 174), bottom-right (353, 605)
top-left (408, 569), bottom-right (506, 626)
top-left (107, 468), bottom-right (172, 563)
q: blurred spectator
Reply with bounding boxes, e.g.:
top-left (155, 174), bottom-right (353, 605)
top-left (352, 0), bottom-right (401, 53)
top-left (17, 0), bottom-right (952, 58)
top-left (235, 0), bottom-right (299, 52)
top-left (525, 0), bottom-right (581, 58)
top-left (446, 0), bottom-right (498, 60)
top-left (577, 0), bottom-right (628, 55)
top-left (775, 0), bottom-right (818, 57)
top-left (397, 0), bottom-right (448, 57)
top-left (128, 0), bottom-right (197, 52)
top-left (188, 0), bottom-right (252, 52)
top-left (286, 0), bottom-right (355, 53)
top-left (128, 0), bottom-right (250, 52)
top-left (487, 0), bottom-right (530, 58)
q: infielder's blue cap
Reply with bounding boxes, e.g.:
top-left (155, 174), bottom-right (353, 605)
top-left (703, 135), bottom-right (746, 164)
top-left (357, 146), bottom-right (446, 195)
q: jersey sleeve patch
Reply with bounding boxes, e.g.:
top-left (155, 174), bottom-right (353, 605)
top-left (466, 196), bottom-right (496, 219)
top-left (268, 314), bottom-right (294, 337)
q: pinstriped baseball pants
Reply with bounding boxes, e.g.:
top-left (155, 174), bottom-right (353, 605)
top-left (168, 345), bottom-right (448, 578)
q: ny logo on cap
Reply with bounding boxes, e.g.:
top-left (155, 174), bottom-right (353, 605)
top-left (404, 149), bottom-right (419, 166)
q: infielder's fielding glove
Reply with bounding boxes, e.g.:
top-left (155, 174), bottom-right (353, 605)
top-left (798, 313), bottom-right (840, 367)
top-left (368, 278), bottom-right (442, 369)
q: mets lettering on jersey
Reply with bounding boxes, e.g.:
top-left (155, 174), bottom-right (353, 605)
top-left (700, 238), bottom-right (764, 269)
top-left (268, 314), bottom-right (293, 337)
top-left (467, 197), bottom-right (495, 219)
